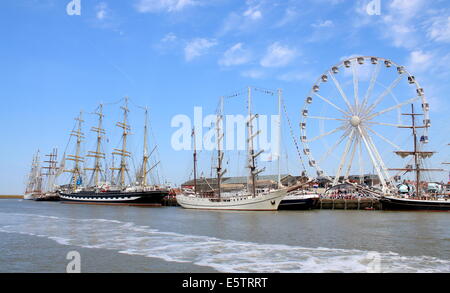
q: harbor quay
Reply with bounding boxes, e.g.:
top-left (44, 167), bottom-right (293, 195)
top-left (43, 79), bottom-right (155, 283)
top-left (1, 195), bottom-right (382, 210)
top-left (163, 196), bottom-right (381, 210)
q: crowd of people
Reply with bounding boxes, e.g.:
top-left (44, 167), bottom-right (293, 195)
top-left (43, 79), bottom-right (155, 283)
top-left (319, 189), bottom-right (376, 199)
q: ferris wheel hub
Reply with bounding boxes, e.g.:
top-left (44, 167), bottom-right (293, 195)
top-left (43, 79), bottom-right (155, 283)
top-left (350, 116), bottom-right (361, 127)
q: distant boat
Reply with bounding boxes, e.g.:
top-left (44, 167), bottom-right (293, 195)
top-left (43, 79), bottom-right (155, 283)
top-left (59, 99), bottom-right (169, 206)
top-left (177, 87), bottom-right (287, 211)
top-left (380, 104), bottom-right (450, 211)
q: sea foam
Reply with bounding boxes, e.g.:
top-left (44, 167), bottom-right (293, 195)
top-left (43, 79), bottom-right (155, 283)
top-left (0, 212), bottom-right (448, 273)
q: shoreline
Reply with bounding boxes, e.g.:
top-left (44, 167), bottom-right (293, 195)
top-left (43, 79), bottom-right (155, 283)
top-left (0, 195), bottom-right (23, 199)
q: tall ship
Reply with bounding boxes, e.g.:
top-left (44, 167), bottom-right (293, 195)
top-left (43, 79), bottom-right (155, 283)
top-left (380, 104), bottom-right (450, 211)
top-left (176, 87), bottom-right (287, 211)
top-left (24, 149), bottom-right (60, 201)
top-left (59, 98), bottom-right (169, 206)
top-left (24, 150), bottom-right (42, 200)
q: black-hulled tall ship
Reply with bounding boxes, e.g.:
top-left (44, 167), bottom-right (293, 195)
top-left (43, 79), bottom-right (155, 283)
top-left (59, 99), bottom-right (169, 206)
top-left (380, 104), bottom-right (450, 211)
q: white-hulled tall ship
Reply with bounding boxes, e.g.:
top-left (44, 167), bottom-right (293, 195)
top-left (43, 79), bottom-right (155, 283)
top-left (380, 104), bottom-right (450, 211)
top-left (24, 150), bottom-right (42, 200)
top-left (59, 98), bottom-right (169, 206)
top-left (176, 87), bottom-right (287, 211)
top-left (24, 149), bottom-right (60, 201)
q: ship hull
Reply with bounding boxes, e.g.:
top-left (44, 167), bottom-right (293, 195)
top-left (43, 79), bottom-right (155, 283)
top-left (23, 194), bottom-right (34, 200)
top-left (34, 193), bottom-right (60, 202)
top-left (59, 190), bottom-right (169, 206)
top-left (380, 196), bottom-right (450, 211)
top-left (279, 195), bottom-right (319, 210)
top-left (176, 189), bottom-right (286, 211)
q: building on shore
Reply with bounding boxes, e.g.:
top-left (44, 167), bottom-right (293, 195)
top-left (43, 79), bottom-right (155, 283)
top-left (315, 174), bottom-right (380, 188)
top-left (181, 174), bottom-right (300, 193)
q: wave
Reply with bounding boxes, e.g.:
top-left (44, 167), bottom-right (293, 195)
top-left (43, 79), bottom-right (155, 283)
top-left (0, 212), bottom-right (448, 273)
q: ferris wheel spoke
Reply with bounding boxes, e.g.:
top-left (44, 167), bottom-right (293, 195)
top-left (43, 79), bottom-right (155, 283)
top-left (364, 121), bottom-right (409, 128)
top-left (361, 62), bottom-right (381, 114)
top-left (364, 74), bottom-right (405, 115)
top-left (366, 127), bottom-right (401, 150)
top-left (363, 128), bottom-right (395, 188)
top-left (308, 116), bottom-right (346, 121)
top-left (332, 129), bottom-right (355, 186)
top-left (357, 136), bottom-right (365, 185)
top-left (329, 71), bottom-right (353, 113)
top-left (352, 62), bottom-right (359, 110)
top-left (365, 96), bottom-right (420, 120)
top-left (314, 93), bottom-right (350, 115)
top-left (344, 134), bottom-right (358, 180)
top-left (306, 125), bottom-right (347, 143)
top-left (318, 128), bottom-right (351, 164)
top-left (357, 126), bottom-right (388, 191)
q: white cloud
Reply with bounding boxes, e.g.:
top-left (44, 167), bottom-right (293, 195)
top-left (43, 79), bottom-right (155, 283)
top-left (407, 50), bottom-right (434, 74)
top-left (243, 5), bottom-right (262, 20)
top-left (275, 8), bottom-right (298, 27)
top-left (219, 1), bottom-right (264, 35)
top-left (90, 2), bottom-right (123, 33)
top-left (352, 0), bottom-right (426, 49)
top-left (218, 43), bottom-right (252, 67)
top-left (379, 0), bottom-right (426, 48)
top-left (311, 20), bottom-right (334, 28)
top-left (153, 32), bottom-right (179, 53)
top-left (389, 0), bottom-right (425, 16)
top-left (427, 16), bottom-right (450, 43)
top-left (260, 42), bottom-right (297, 68)
top-left (241, 69), bottom-right (265, 79)
top-left (184, 38), bottom-right (217, 61)
top-left (277, 71), bottom-right (314, 83)
top-left (161, 32), bottom-right (177, 43)
top-left (135, 0), bottom-right (197, 13)
top-left (96, 2), bottom-right (108, 20)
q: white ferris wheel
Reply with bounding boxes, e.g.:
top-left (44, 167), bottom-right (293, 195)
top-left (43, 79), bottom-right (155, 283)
top-left (300, 56), bottom-right (431, 193)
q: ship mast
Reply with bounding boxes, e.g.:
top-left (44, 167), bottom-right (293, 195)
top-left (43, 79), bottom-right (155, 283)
top-left (192, 127), bottom-right (198, 195)
top-left (25, 153), bottom-right (35, 194)
top-left (26, 150), bottom-right (42, 194)
top-left (42, 148), bottom-right (58, 192)
top-left (64, 112), bottom-right (84, 192)
top-left (246, 86), bottom-right (265, 197)
top-left (389, 104), bottom-right (443, 197)
top-left (412, 104), bottom-right (420, 197)
top-left (277, 88), bottom-right (282, 188)
top-left (140, 107), bottom-right (160, 187)
top-left (85, 104), bottom-right (105, 187)
top-left (142, 107), bottom-right (149, 186)
top-left (216, 97), bottom-right (226, 199)
top-left (443, 144), bottom-right (450, 165)
top-left (111, 98), bottom-right (131, 188)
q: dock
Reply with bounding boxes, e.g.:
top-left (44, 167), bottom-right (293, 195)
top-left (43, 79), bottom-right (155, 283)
top-left (317, 198), bottom-right (381, 210)
top-left (162, 195), bottom-right (179, 206)
top-left (162, 195), bottom-right (381, 210)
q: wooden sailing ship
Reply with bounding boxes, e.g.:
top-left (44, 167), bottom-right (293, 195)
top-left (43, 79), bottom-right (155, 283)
top-left (24, 149), bottom-right (60, 201)
top-left (380, 104), bottom-right (450, 210)
top-left (24, 150), bottom-right (42, 200)
top-left (59, 98), bottom-right (169, 206)
top-left (176, 87), bottom-right (287, 211)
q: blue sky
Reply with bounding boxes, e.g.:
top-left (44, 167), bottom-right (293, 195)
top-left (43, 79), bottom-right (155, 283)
top-left (1, 0), bottom-right (450, 194)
